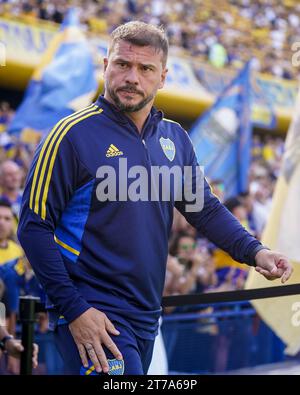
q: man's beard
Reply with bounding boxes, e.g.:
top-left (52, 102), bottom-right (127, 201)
top-left (106, 83), bottom-right (155, 112)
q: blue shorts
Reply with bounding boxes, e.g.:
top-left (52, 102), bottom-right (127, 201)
top-left (54, 321), bottom-right (155, 375)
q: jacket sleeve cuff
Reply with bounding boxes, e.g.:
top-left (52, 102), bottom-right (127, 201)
top-left (62, 299), bottom-right (92, 324)
top-left (247, 245), bottom-right (270, 267)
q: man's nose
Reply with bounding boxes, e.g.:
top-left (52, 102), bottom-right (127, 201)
top-left (125, 67), bottom-right (139, 85)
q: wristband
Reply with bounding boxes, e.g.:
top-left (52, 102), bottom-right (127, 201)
top-left (0, 335), bottom-right (14, 351)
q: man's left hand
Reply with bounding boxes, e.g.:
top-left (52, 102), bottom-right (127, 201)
top-left (254, 249), bottom-right (293, 284)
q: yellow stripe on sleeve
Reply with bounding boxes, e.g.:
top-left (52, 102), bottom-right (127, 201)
top-left (33, 105), bottom-right (98, 214)
top-left (85, 365), bottom-right (95, 375)
top-left (40, 107), bottom-right (103, 219)
top-left (29, 104), bottom-right (96, 211)
top-left (54, 235), bottom-right (80, 256)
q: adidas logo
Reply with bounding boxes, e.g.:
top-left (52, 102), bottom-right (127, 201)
top-left (106, 144), bottom-right (124, 157)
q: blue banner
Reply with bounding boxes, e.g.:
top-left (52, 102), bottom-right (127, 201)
top-left (190, 62), bottom-right (252, 199)
top-left (7, 8), bottom-right (98, 139)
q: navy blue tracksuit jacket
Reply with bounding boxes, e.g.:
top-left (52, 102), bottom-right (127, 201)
top-left (17, 95), bottom-right (264, 341)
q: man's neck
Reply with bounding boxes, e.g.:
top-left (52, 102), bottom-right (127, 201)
top-left (1, 189), bottom-right (17, 202)
top-left (0, 239), bottom-right (8, 248)
top-left (124, 107), bottom-right (150, 134)
top-left (104, 94), bottom-right (152, 134)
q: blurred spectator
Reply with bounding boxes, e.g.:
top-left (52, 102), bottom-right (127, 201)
top-left (0, 326), bottom-right (39, 373)
top-left (209, 179), bottom-right (225, 202)
top-left (0, 102), bottom-right (14, 133)
top-left (0, 200), bottom-right (23, 268)
top-left (0, 198), bottom-right (42, 374)
top-left (224, 196), bottom-right (251, 230)
top-left (168, 232), bottom-right (216, 295)
top-left (171, 208), bottom-right (197, 238)
top-left (168, 232), bottom-right (202, 295)
top-left (212, 197), bottom-right (250, 291)
top-left (252, 135), bottom-right (263, 160)
top-left (0, 200), bottom-right (23, 336)
top-left (0, 160), bottom-right (23, 223)
top-left (249, 176), bottom-right (273, 234)
top-left (208, 41), bottom-right (228, 68)
top-left (164, 254), bottom-right (185, 299)
top-left (239, 190), bottom-right (263, 238)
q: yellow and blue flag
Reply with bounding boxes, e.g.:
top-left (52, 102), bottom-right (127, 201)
top-left (7, 8), bottom-right (98, 141)
top-left (245, 85), bottom-right (300, 355)
top-left (189, 62), bottom-right (252, 198)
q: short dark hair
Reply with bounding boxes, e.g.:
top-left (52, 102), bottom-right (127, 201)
top-left (224, 197), bottom-right (243, 213)
top-left (108, 21), bottom-right (169, 66)
top-left (0, 198), bottom-right (12, 210)
top-left (169, 231), bottom-right (195, 257)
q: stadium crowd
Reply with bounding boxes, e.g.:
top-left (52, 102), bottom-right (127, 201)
top-left (0, 0), bottom-right (299, 80)
top-left (0, 98), bottom-right (287, 373)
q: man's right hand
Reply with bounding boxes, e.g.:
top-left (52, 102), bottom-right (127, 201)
top-left (69, 307), bottom-right (123, 374)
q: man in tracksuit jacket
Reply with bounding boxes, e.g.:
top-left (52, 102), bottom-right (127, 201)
top-left (17, 21), bottom-right (293, 375)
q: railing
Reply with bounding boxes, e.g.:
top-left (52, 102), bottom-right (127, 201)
top-left (17, 294), bottom-right (300, 375)
top-left (162, 301), bottom-right (286, 374)
top-left (19, 296), bottom-right (45, 375)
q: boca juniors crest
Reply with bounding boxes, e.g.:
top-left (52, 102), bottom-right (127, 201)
top-left (159, 137), bottom-right (176, 162)
top-left (80, 359), bottom-right (125, 375)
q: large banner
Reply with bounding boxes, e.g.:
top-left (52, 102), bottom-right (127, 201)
top-left (190, 62), bottom-right (252, 198)
top-left (195, 61), bottom-right (297, 131)
top-left (0, 16), bottom-right (298, 132)
top-left (0, 16), bottom-right (57, 89)
top-left (7, 9), bottom-right (98, 140)
top-left (245, 86), bottom-right (300, 355)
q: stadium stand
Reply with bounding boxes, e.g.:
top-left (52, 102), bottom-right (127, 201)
top-left (0, 0), bottom-right (299, 79)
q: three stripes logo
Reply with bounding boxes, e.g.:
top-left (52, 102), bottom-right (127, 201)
top-left (29, 104), bottom-right (103, 220)
top-left (106, 144), bottom-right (124, 158)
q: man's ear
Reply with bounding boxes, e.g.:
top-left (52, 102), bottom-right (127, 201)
top-left (103, 57), bottom-right (108, 73)
top-left (159, 68), bottom-right (168, 89)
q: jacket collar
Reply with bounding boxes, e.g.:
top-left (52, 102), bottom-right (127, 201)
top-left (95, 95), bottom-right (163, 128)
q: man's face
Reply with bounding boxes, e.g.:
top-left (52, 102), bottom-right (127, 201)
top-left (0, 206), bottom-right (13, 240)
top-left (232, 205), bottom-right (247, 222)
top-left (178, 236), bottom-right (196, 261)
top-left (0, 162), bottom-right (22, 191)
top-left (103, 40), bottom-right (167, 112)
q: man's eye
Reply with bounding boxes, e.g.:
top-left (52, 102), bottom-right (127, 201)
top-left (142, 66), bottom-right (151, 71)
top-left (118, 63), bottom-right (127, 68)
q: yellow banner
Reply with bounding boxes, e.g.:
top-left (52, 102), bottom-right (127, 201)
top-left (245, 86), bottom-right (300, 355)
